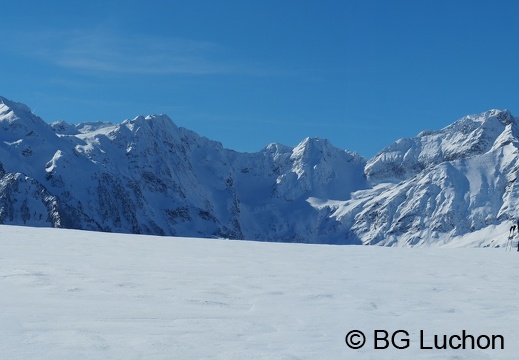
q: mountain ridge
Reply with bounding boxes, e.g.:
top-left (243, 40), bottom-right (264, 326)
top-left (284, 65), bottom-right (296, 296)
top-left (0, 95), bottom-right (517, 246)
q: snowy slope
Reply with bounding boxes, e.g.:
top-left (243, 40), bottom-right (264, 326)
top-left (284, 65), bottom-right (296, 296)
top-left (1, 95), bottom-right (519, 246)
top-left (0, 225), bottom-right (518, 359)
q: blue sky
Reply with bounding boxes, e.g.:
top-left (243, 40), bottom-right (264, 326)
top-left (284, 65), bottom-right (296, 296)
top-left (2, 1), bottom-right (519, 158)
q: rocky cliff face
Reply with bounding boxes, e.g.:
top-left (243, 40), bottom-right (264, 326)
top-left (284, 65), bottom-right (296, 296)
top-left (1, 95), bottom-right (518, 246)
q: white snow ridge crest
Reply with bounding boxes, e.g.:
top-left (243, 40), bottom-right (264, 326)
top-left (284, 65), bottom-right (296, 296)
top-left (0, 95), bottom-right (517, 247)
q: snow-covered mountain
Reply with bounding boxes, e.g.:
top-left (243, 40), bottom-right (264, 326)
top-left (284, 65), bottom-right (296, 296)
top-left (1, 95), bottom-right (518, 246)
top-left (0, 96), bottom-right (366, 243)
top-left (315, 109), bottom-right (519, 246)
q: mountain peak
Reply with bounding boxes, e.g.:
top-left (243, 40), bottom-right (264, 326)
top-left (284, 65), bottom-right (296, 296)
top-left (366, 109), bottom-right (517, 183)
top-left (480, 109), bottom-right (514, 125)
top-left (295, 136), bottom-right (329, 149)
top-left (0, 96), bottom-right (32, 118)
top-left (292, 137), bottom-right (335, 160)
top-left (0, 96), bottom-right (57, 144)
top-left (122, 114), bottom-right (179, 134)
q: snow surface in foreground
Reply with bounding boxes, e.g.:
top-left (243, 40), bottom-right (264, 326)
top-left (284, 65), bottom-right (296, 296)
top-left (0, 225), bottom-right (518, 359)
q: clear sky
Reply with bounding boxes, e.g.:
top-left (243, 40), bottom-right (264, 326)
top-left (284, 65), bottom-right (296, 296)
top-left (2, 0), bottom-right (519, 158)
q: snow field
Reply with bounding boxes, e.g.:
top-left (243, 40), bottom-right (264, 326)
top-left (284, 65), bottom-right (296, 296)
top-left (0, 225), bottom-right (518, 359)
